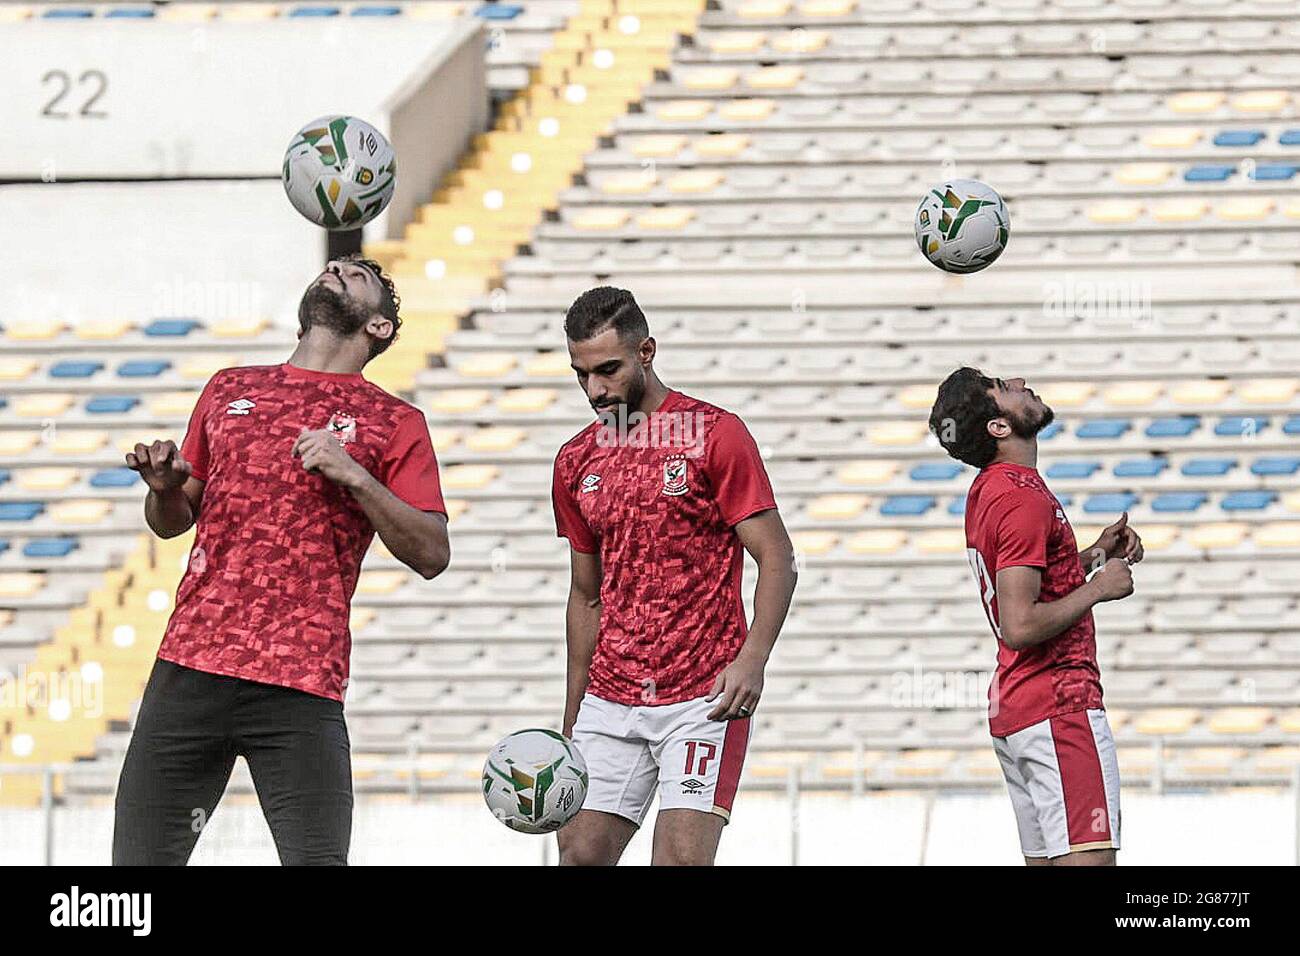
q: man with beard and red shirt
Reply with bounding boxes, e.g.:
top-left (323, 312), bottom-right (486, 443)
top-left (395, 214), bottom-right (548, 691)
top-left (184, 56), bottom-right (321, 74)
top-left (112, 255), bottom-right (450, 865)
top-left (930, 368), bottom-right (1142, 865)
top-left (551, 287), bottom-right (798, 866)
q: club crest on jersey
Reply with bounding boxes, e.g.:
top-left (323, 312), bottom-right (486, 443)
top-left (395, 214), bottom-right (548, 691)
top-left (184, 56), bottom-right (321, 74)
top-left (226, 398), bottom-right (255, 416)
top-left (581, 474), bottom-right (601, 494)
top-left (327, 411), bottom-right (357, 444)
top-left (662, 455), bottom-right (689, 496)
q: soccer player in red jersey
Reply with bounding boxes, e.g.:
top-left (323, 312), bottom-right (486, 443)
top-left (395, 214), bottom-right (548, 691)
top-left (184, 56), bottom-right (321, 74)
top-left (551, 288), bottom-right (798, 865)
top-left (930, 368), bottom-right (1142, 866)
top-left (112, 256), bottom-right (450, 865)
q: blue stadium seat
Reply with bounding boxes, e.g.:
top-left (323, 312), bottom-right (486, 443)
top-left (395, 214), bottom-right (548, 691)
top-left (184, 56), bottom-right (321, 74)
top-left (1215, 416), bottom-right (1268, 437)
top-left (1151, 492), bottom-right (1208, 513)
top-left (0, 469), bottom-right (9, 487)
top-left (23, 538), bottom-right (78, 559)
top-left (1146, 417), bottom-right (1199, 438)
top-left (1221, 491), bottom-right (1277, 512)
top-left (117, 359), bottom-right (170, 378)
top-left (50, 360), bottom-right (104, 379)
top-left (86, 395), bottom-right (140, 414)
top-left (352, 5), bottom-right (402, 14)
top-left (90, 468), bottom-right (140, 489)
top-left (1181, 458), bottom-right (1236, 477)
top-left (1284, 416), bottom-right (1300, 436)
top-left (289, 6), bottom-right (341, 16)
top-left (948, 497), bottom-right (966, 516)
top-left (1076, 420), bottom-right (1130, 440)
top-left (880, 495), bottom-right (936, 517)
top-left (1038, 421), bottom-right (1063, 441)
top-left (1250, 164), bottom-right (1298, 181)
top-left (0, 503), bottom-right (45, 522)
top-left (476, 4), bottom-right (524, 19)
top-left (1113, 458), bottom-right (1167, 478)
top-left (0, 540), bottom-right (8, 556)
top-left (1083, 493), bottom-right (1139, 514)
top-left (1183, 165), bottom-right (1235, 182)
top-left (0, 397), bottom-right (7, 413)
top-left (1212, 130), bottom-right (1265, 147)
top-left (1055, 494), bottom-right (1074, 508)
top-left (1251, 456), bottom-right (1300, 476)
top-left (105, 8), bottom-right (155, 17)
top-left (42, 7), bottom-right (94, 18)
top-left (1279, 130), bottom-right (1300, 146)
top-left (1046, 461), bottom-right (1101, 479)
top-left (909, 462), bottom-right (963, 481)
top-left (144, 318), bottom-right (200, 337)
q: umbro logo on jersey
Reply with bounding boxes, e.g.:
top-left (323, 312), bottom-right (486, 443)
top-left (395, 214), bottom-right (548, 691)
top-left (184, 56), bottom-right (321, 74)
top-left (580, 474), bottom-right (601, 494)
top-left (226, 399), bottom-right (256, 415)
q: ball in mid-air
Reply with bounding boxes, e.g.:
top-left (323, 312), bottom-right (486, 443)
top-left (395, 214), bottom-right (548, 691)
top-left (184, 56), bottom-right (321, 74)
top-left (482, 729), bottom-right (589, 834)
top-left (282, 115), bottom-right (396, 231)
top-left (914, 178), bottom-right (1009, 274)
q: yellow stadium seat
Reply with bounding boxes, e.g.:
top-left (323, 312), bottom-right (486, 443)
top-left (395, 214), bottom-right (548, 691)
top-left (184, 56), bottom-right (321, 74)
top-left (707, 32), bottom-right (767, 55)
top-left (629, 135), bottom-right (688, 158)
top-left (525, 352), bottom-right (572, 377)
top-left (737, 0), bottom-right (792, 18)
top-left (1166, 91), bottom-right (1225, 114)
top-left (790, 530), bottom-right (838, 555)
top-left (655, 100), bottom-right (713, 122)
top-left (464, 428), bottom-right (526, 454)
top-left (17, 468), bottom-right (79, 493)
top-left (801, 0), bottom-right (855, 13)
top-left (1255, 746), bottom-right (1300, 775)
top-left (693, 133), bottom-right (751, 158)
top-left (179, 355), bottom-right (240, 380)
top-left (719, 99), bottom-right (777, 122)
top-left (147, 392), bottom-right (201, 416)
top-left (1208, 708), bottom-right (1271, 735)
top-left (48, 500), bottom-right (113, 525)
top-left (1134, 524), bottom-right (1178, 550)
top-left (405, 2), bottom-right (465, 20)
top-left (355, 570), bottom-right (408, 595)
top-left (1278, 711), bottom-right (1300, 734)
top-left (496, 389), bottom-right (556, 414)
top-left (1103, 381), bottom-right (1163, 406)
top-left (746, 66), bottom-right (804, 90)
top-left (1232, 90), bottom-right (1289, 113)
top-left (896, 383), bottom-right (937, 409)
top-left (427, 428), bottom-right (460, 453)
top-left (681, 67), bottom-right (739, 91)
top-left (1152, 198), bottom-right (1208, 222)
top-left (442, 465), bottom-right (498, 490)
top-left (0, 433), bottom-right (39, 456)
top-left (0, 358), bottom-right (37, 381)
top-left (666, 170), bottom-right (723, 194)
top-left (806, 495), bottom-right (869, 521)
top-left (5, 318), bottom-right (65, 341)
top-left (1117, 746), bottom-right (1156, 774)
top-left (572, 208), bottom-right (631, 231)
top-left (443, 500), bottom-right (470, 523)
top-left (1182, 747), bottom-right (1242, 775)
top-left (1237, 378), bottom-right (1297, 404)
top-left (913, 529), bottom-right (966, 554)
top-left (1133, 708), bottom-right (1199, 736)
top-left (597, 171), bottom-right (657, 195)
top-left (74, 318), bottom-right (133, 340)
top-left (51, 431), bottom-right (107, 455)
top-left (218, 2), bottom-right (280, 21)
top-left (209, 316), bottom-right (268, 338)
top-left (1087, 200), bottom-right (1143, 224)
top-left (1255, 522), bottom-right (1300, 548)
top-left (0, 573), bottom-right (44, 599)
top-left (158, 2), bottom-right (217, 20)
top-left (1142, 128), bottom-right (1201, 149)
top-left (428, 390), bottom-right (492, 415)
top-left (836, 460), bottom-right (897, 485)
top-left (842, 530), bottom-right (904, 554)
top-left (349, 606), bottom-right (376, 632)
top-left (1114, 163), bottom-right (1173, 186)
top-left (0, 5), bottom-right (31, 22)
top-left (636, 207), bottom-right (695, 230)
top-left (772, 30), bottom-right (830, 53)
top-left (1037, 381), bottom-right (1095, 407)
top-left (1216, 197), bottom-right (1274, 221)
top-left (454, 354), bottom-right (517, 378)
top-left (1170, 380), bottom-right (1230, 405)
top-left (896, 749), bottom-right (954, 778)
top-left (867, 421), bottom-right (928, 446)
top-left (14, 393), bottom-right (74, 418)
top-left (1188, 523), bottom-right (1248, 550)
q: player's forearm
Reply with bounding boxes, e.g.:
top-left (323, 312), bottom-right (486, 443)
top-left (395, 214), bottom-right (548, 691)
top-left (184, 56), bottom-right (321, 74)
top-left (144, 487), bottom-right (195, 539)
top-left (345, 472), bottom-right (449, 580)
top-left (562, 593), bottom-right (600, 735)
top-left (1001, 578), bottom-right (1103, 651)
top-left (738, 553), bottom-right (798, 663)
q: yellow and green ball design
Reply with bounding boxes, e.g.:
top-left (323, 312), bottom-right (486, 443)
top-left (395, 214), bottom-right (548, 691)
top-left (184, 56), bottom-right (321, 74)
top-left (282, 115), bottom-right (397, 231)
top-left (914, 178), bottom-right (1010, 274)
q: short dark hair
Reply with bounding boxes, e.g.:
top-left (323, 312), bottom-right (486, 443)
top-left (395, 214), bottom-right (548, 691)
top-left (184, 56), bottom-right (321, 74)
top-left (928, 366), bottom-right (1003, 468)
top-left (342, 253), bottom-right (402, 360)
top-left (564, 286), bottom-right (649, 345)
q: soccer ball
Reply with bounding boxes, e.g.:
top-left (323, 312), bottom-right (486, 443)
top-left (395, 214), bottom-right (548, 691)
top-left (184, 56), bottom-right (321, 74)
top-left (482, 729), bottom-right (589, 834)
top-left (914, 178), bottom-right (1010, 274)
top-left (281, 115), bottom-right (397, 231)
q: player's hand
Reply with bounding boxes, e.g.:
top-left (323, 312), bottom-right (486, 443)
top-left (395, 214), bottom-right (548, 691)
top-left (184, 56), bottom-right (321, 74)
top-left (1094, 512), bottom-right (1144, 565)
top-left (1091, 558), bottom-right (1135, 602)
top-left (292, 428), bottom-right (368, 489)
top-left (705, 652), bottom-right (765, 721)
top-left (126, 440), bottom-right (192, 493)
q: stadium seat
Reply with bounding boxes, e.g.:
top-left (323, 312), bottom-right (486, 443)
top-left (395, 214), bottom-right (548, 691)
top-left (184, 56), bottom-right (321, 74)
top-left (1220, 491), bottom-right (1277, 512)
top-left (1075, 420), bottom-right (1131, 440)
top-left (1146, 417), bottom-right (1199, 438)
top-left (1251, 457), bottom-right (1300, 477)
top-left (1113, 458), bottom-right (1167, 478)
top-left (1181, 458), bottom-right (1236, 477)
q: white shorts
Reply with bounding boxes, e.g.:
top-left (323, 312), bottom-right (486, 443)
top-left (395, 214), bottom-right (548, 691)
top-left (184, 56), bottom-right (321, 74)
top-left (570, 693), bottom-right (750, 826)
top-left (992, 708), bottom-right (1121, 859)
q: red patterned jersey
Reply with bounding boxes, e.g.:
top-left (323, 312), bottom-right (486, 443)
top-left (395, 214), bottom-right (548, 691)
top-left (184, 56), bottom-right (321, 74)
top-left (157, 362), bottom-right (446, 701)
top-left (964, 461), bottom-right (1103, 736)
top-left (552, 390), bottom-right (777, 706)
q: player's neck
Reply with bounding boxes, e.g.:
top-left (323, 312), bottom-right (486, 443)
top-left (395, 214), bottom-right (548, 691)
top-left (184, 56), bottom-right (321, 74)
top-left (992, 438), bottom-right (1037, 469)
top-left (637, 376), bottom-right (671, 417)
top-left (288, 332), bottom-right (367, 377)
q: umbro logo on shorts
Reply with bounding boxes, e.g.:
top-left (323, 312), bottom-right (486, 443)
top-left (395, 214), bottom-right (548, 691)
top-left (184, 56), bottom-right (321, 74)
top-left (681, 778), bottom-right (706, 792)
top-left (226, 399), bottom-right (256, 416)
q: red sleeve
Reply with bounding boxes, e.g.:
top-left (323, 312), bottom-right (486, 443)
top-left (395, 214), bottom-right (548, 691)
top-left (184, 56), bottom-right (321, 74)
top-left (552, 453), bottom-right (597, 554)
top-left (179, 375), bottom-right (219, 482)
top-left (379, 412), bottom-right (447, 514)
top-left (990, 491), bottom-right (1053, 572)
top-left (704, 413), bottom-right (777, 527)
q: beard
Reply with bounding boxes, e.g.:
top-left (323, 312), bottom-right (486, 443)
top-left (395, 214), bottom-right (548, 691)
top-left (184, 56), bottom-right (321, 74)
top-left (1008, 401), bottom-right (1055, 439)
top-left (591, 366), bottom-right (646, 417)
top-left (298, 281), bottom-right (371, 339)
